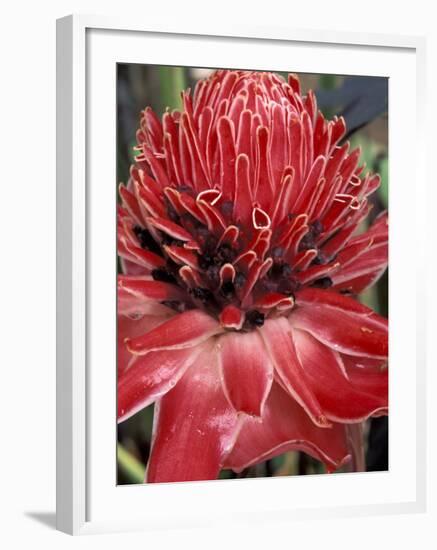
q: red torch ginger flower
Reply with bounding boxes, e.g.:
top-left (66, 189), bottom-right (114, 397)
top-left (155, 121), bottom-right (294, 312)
top-left (117, 70), bottom-right (388, 482)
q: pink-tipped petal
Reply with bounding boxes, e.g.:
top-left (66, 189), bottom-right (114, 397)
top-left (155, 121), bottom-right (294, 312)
top-left (164, 244), bottom-right (199, 269)
top-left (296, 287), bottom-right (376, 314)
top-left (344, 357), bottom-right (389, 399)
top-left (224, 382), bottom-right (350, 473)
top-left (217, 116), bottom-right (237, 200)
top-left (118, 314), bottom-right (173, 375)
top-left (118, 276), bottom-right (185, 302)
top-left (146, 216), bottom-right (193, 242)
top-left (126, 309), bottom-right (223, 355)
top-left (118, 287), bottom-right (176, 317)
top-left (254, 292), bottom-right (295, 310)
top-left (259, 317), bottom-right (329, 427)
top-left (292, 289), bottom-right (388, 359)
top-left (147, 343), bottom-right (240, 482)
top-left (234, 154), bottom-right (253, 227)
top-left (119, 237), bottom-right (166, 271)
top-left (217, 331), bottom-right (273, 416)
top-left (118, 346), bottom-right (203, 422)
top-left (292, 328), bottom-right (388, 422)
top-left (219, 305), bottom-right (244, 330)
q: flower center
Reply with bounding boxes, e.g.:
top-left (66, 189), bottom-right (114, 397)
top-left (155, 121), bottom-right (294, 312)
top-left (129, 184), bottom-right (338, 331)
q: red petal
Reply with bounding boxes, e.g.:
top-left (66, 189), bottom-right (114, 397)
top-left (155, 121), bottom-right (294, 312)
top-left (178, 192), bottom-right (207, 225)
top-left (344, 357), bottom-right (389, 399)
top-left (180, 112), bottom-right (210, 190)
top-left (320, 218), bottom-right (363, 260)
top-left (119, 256), bottom-right (149, 276)
top-left (147, 343), bottom-right (240, 482)
top-left (137, 145), bottom-right (170, 188)
top-left (295, 156), bottom-right (325, 212)
top-left (224, 382), bottom-right (350, 473)
top-left (292, 290), bottom-right (388, 359)
top-left (119, 185), bottom-right (145, 226)
top-left (269, 103), bottom-right (287, 187)
top-left (254, 292), bottom-right (295, 310)
top-left (338, 147), bottom-right (361, 193)
top-left (118, 236), bottom-right (165, 271)
top-left (332, 241), bottom-right (388, 294)
top-left (217, 225), bottom-right (240, 248)
top-left (196, 199), bottom-right (227, 233)
top-left (162, 187), bottom-right (185, 216)
top-left (118, 276), bottom-right (185, 302)
top-left (163, 245), bottom-right (199, 269)
top-left (118, 287), bottom-right (176, 317)
top-left (252, 206), bottom-right (271, 229)
top-left (234, 250), bottom-right (257, 273)
top-left (118, 346), bottom-right (203, 422)
top-left (217, 116), bottom-right (236, 199)
top-left (219, 263), bottom-right (236, 285)
top-left (179, 265), bottom-right (202, 288)
top-left (294, 260), bottom-right (340, 285)
top-left (126, 309), bottom-right (223, 355)
top-left (293, 328), bottom-right (388, 422)
top-left (240, 258), bottom-right (272, 306)
top-left (236, 111), bottom-right (252, 161)
top-left (134, 178), bottom-right (166, 219)
top-left (259, 318), bottom-right (329, 427)
top-left (118, 314), bottom-right (172, 375)
top-left (331, 116), bottom-right (347, 147)
top-left (219, 305), bottom-right (244, 330)
top-left (341, 353), bottom-right (387, 371)
top-left (254, 126), bottom-right (273, 210)
top-left (270, 167), bottom-right (296, 226)
top-left (288, 73), bottom-right (301, 95)
top-left (296, 287), bottom-right (376, 315)
top-left (146, 216), bottom-right (193, 242)
top-left (332, 270), bottom-right (385, 295)
top-left (217, 331), bottom-right (273, 416)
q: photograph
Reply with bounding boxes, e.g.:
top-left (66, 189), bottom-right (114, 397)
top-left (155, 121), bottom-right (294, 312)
top-left (116, 65), bottom-right (389, 484)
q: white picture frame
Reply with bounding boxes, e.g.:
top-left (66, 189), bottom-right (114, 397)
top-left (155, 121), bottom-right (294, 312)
top-left (56, 14), bottom-right (427, 535)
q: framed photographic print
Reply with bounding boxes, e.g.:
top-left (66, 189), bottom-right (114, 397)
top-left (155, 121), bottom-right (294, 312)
top-left (56, 15), bottom-right (427, 535)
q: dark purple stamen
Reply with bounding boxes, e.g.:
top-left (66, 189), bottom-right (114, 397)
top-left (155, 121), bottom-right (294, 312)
top-left (245, 309), bottom-right (265, 328)
top-left (133, 225), bottom-right (163, 256)
top-left (220, 200), bottom-right (234, 217)
top-left (312, 277), bottom-right (333, 289)
top-left (161, 300), bottom-right (188, 313)
top-left (220, 281), bottom-right (235, 299)
top-left (206, 264), bottom-right (220, 286)
top-left (216, 243), bottom-right (236, 264)
top-left (277, 278), bottom-right (299, 296)
top-left (161, 234), bottom-right (184, 247)
top-left (234, 271), bottom-right (246, 289)
top-left (271, 246), bottom-right (284, 261)
top-left (190, 287), bottom-right (215, 304)
top-left (152, 268), bottom-right (177, 284)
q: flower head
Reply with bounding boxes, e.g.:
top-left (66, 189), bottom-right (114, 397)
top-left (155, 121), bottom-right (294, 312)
top-left (117, 70), bottom-right (388, 482)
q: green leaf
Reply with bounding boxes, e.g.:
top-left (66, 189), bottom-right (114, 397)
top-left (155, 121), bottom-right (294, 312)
top-left (360, 285), bottom-right (379, 312)
top-left (117, 443), bottom-right (145, 484)
top-left (378, 157), bottom-right (389, 207)
top-left (219, 469), bottom-right (234, 480)
top-left (350, 135), bottom-right (377, 172)
top-left (319, 74), bottom-right (338, 90)
top-left (317, 74), bottom-right (339, 118)
top-left (158, 66), bottom-right (187, 112)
